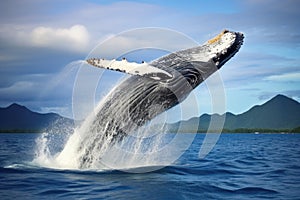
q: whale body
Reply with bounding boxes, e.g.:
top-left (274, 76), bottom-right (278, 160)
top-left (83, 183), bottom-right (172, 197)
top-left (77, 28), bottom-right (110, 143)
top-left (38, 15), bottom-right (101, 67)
top-left (79, 30), bottom-right (244, 168)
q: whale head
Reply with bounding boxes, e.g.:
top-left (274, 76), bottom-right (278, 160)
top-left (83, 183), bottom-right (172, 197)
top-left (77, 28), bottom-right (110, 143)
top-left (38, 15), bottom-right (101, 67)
top-left (204, 30), bottom-right (244, 68)
top-left (176, 30), bottom-right (244, 70)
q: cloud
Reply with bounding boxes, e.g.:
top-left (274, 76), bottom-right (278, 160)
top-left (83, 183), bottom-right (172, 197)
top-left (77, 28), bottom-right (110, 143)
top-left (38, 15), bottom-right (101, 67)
top-left (89, 28), bottom-right (197, 59)
top-left (0, 24), bottom-right (90, 53)
top-left (284, 90), bottom-right (300, 101)
top-left (0, 54), bottom-right (18, 62)
top-left (264, 72), bottom-right (300, 82)
top-left (182, 0), bottom-right (300, 48)
top-left (0, 81), bottom-right (38, 101)
top-left (267, 72), bottom-right (300, 82)
top-left (30, 25), bottom-right (89, 52)
top-left (258, 89), bottom-right (300, 101)
top-left (220, 51), bottom-right (298, 87)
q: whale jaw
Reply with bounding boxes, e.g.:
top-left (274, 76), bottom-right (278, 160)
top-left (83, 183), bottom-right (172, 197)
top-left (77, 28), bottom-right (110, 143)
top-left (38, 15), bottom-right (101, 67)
top-left (212, 31), bottom-right (244, 69)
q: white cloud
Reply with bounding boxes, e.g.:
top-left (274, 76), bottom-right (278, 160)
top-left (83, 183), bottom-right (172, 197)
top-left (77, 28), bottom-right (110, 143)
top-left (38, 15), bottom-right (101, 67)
top-left (88, 28), bottom-right (197, 59)
top-left (30, 25), bottom-right (89, 52)
top-left (0, 81), bottom-right (37, 100)
top-left (39, 106), bottom-right (71, 116)
top-left (264, 72), bottom-right (300, 82)
top-left (0, 24), bottom-right (90, 53)
top-left (0, 54), bottom-right (18, 62)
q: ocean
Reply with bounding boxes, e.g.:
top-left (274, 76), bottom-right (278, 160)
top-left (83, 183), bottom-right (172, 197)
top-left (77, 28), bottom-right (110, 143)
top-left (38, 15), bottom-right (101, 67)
top-left (0, 133), bottom-right (299, 199)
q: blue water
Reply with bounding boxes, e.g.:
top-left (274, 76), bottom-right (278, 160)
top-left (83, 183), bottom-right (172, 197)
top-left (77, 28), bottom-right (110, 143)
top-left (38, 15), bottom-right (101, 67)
top-left (0, 133), bottom-right (299, 200)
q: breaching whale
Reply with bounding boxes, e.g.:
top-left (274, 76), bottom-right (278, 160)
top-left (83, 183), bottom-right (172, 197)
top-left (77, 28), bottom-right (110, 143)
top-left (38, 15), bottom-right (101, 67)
top-left (78, 30), bottom-right (244, 168)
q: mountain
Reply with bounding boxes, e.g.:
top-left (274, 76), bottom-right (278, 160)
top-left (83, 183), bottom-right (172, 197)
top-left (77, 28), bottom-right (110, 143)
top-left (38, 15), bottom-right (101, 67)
top-left (225, 94), bottom-right (300, 129)
top-left (1, 94), bottom-right (299, 133)
top-left (169, 94), bottom-right (300, 132)
top-left (0, 103), bottom-right (74, 132)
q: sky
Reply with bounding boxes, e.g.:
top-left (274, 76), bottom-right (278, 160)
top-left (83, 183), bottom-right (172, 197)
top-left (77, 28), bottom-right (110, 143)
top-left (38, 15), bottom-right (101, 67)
top-left (0, 0), bottom-right (300, 120)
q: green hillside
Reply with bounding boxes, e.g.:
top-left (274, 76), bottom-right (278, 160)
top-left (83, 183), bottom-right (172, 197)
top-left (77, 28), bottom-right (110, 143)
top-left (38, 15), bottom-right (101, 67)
top-left (0, 103), bottom-right (74, 133)
top-left (169, 95), bottom-right (300, 133)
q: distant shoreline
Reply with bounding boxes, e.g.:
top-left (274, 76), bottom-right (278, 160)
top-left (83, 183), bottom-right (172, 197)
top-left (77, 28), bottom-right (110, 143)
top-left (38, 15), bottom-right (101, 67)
top-left (0, 129), bottom-right (43, 133)
top-left (177, 128), bottom-right (300, 134)
top-left (2, 95), bottom-right (300, 135)
top-left (1, 128), bottom-right (299, 134)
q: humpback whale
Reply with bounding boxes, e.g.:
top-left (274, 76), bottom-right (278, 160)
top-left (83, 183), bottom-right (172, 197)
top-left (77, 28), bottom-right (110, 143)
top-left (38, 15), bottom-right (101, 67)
top-left (78, 30), bottom-right (244, 168)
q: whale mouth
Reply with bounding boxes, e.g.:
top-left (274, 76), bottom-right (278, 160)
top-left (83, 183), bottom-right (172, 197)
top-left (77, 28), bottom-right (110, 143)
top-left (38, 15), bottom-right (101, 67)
top-left (213, 32), bottom-right (244, 69)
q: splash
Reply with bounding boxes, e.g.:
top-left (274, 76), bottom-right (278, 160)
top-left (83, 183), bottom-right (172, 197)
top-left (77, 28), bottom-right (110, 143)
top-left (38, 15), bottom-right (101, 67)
top-left (33, 67), bottom-right (196, 172)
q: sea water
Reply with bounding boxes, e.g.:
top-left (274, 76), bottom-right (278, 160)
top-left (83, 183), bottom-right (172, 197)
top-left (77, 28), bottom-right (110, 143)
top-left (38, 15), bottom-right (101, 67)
top-left (0, 133), bottom-right (299, 199)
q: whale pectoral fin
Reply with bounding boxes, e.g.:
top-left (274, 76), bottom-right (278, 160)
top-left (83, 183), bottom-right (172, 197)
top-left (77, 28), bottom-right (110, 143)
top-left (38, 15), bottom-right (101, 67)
top-left (86, 58), bottom-right (173, 81)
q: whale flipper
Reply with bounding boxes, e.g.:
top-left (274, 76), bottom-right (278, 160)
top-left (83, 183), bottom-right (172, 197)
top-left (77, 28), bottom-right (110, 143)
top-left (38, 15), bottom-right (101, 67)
top-left (86, 58), bottom-right (173, 81)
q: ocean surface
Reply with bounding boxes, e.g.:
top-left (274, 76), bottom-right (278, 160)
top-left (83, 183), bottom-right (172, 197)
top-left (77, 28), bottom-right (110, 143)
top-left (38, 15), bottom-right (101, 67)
top-left (0, 133), bottom-right (299, 200)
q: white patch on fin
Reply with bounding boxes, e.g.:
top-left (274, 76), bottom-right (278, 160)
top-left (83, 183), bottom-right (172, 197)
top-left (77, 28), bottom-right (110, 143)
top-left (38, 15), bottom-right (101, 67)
top-left (86, 58), bottom-right (172, 80)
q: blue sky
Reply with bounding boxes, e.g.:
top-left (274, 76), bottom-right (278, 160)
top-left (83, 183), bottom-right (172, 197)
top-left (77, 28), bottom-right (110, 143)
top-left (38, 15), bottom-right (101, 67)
top-left (0, 0), bottom-right (299, 119)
